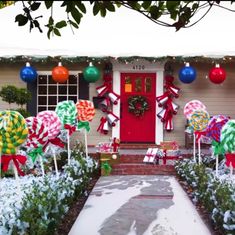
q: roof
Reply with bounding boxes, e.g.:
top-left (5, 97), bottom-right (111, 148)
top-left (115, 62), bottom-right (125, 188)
top-left (0, 2), bottom-right (235, 59)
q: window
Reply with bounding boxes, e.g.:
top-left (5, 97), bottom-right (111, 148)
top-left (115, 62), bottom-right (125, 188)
top-left (37, 72), bottom-right (80, 113)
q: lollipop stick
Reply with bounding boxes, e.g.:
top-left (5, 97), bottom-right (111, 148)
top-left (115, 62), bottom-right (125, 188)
top-left (39, 155), bottom-right (45, 177)
top-left (193, 133), bottom-right (196, 162)
top-left (215, 154), bottom-right (219, 177)
top-left (67, 130), bottom-right (71, 165)
top-left (52, 149), bottom-right (59, 177)
top-left (13, 164), bottom-right (21, 197)
top-left (84, 129), bottom-right (88, 157)
top-left (230, 162), bottom-right (233, 176)
top-left (198, 137), bottom-right (201, 164)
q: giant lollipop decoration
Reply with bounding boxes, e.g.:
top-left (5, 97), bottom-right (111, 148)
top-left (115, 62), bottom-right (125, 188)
top-left (189, 109), bottom-right (210, 163)
top-left (25, 117), bottom-right (49, 176)
top-left (76, 100), bottom-right (95, 157)
top-left (0, 111), bottom-right (28, 194)
top-left (221, 120), bottom-right (235, 175)
top-left (184, 100), bottom-right (206, 120)
top-left (206, 115), bottom-right (229, 176)
top-left (55, 100), bottom-right (77, 165)
top-left (184, 100), bottom-right (207, 162)
top-left (37, 111), bottom-right (62, 176)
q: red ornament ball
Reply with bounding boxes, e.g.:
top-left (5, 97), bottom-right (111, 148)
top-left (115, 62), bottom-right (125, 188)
top-left (209, 65), bottom-right (226, 84)
top-left (52, 63), bottom-right (69, 83)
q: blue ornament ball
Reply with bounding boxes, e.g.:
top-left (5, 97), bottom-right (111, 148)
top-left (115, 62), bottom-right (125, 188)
top-left (178, 64), bottom-right (196, 84)
top-left (20, 63), bottom-right (38, 83)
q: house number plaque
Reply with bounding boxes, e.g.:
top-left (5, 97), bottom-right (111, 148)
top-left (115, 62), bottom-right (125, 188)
top-left (132, 65), bottom-right (145, 70)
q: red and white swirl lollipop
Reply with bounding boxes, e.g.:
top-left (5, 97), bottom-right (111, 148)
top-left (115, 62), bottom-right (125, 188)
top-left (25, 117), bottom-right (49, 148)
top-left (37, 111), bottom-right (61, 139)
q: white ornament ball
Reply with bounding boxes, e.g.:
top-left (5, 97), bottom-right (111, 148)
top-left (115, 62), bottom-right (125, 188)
top-left (112, 154), bottom-right (117, 160)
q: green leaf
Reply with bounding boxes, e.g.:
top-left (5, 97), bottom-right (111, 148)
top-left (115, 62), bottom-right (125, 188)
top-left (45, 1), bottom-right (53, 9)
top-left (100, 7), bottom-right (106, 17)
top-left (30, 2), bottom-right (41, 11)
top-left (105, 2), bottom-right (115, 12)
top-left (71, 8), bottom-right (82, 24)
top-left (76, 1), bottom-right (86, 13)
top-left (68, 20), bottom-right (79, 29)
top-left (142, 1), bottom-right (152, 10)
top-left (49, 16), bottom-right (54, 25)
top-left (149, 5), bottom-right (162, 20)
top-left (166, 1), bottom-right (180, 11)
top-left (15, 14), bottom-right (28, 26)
top-left (53, 28), bottom-right (61, 37)
top-left (93, 2), bottom-right (100, 16)
top-left (55, 20), bottom-right (67, 28)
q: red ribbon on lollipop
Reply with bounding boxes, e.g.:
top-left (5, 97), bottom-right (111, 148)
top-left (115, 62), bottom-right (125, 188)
top-left (1, 154), bottom-right (27, 176)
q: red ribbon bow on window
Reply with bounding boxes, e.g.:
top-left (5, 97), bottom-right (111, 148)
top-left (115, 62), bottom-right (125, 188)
top-left (1, 154), bottom-right (27, 176)
top-left (64, 124), bottom-right (76, 136)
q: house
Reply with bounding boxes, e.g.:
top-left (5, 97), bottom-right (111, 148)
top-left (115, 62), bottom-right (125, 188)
top-left (0, 3), bottom-right (235, 147)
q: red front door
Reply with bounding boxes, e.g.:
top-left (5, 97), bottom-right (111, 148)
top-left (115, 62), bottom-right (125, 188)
top-left (120, 73), bottom-right (156, 143)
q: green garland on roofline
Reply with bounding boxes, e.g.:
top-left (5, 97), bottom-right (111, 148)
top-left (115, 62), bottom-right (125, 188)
top-left (0, 55), bottom-right (234, 65)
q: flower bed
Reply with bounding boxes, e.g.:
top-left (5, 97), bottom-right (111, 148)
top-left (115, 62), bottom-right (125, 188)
top-left (175, 157), bottom-right (235, 234)
top-left (0, 149), bottom-right (98, 235)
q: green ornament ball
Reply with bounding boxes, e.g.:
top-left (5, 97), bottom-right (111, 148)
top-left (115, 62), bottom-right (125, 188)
top-left (83, 64), bottom-right (101, 83)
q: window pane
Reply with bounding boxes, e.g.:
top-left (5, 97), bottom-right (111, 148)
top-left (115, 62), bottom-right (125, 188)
top-left (69, 75), bottom-right (78, 84)
top-left (58, 96), bottom-right (67, 102)
top-left (48, 86), bottom-right (57, 94)
top-left (48, 75), bottom-right (57, 85)
top-left (69, 86), bottom-right (77, 95)
top-left (38, 75), bottom-right (47, 84)
top-left (124, 76), bottom-right (132, 93)
top-left (48, 106), bottom-right (55, 110)
top-left (135, 77), bottom-right (142, 92)
top-left (58, 86), bottom-right (67, 94)
top-left (38, 96), bottom-right (47, 105)
top-left (48, 96), bottom-right (57, 105)
top-left (38, 106), bottom-right (47, 112)
top-left (38, 86), bottom-right (47, 95)
top-left (69, 96), bottom-right (78, 103)
top-left (145, 77), bottom-right (152, 93)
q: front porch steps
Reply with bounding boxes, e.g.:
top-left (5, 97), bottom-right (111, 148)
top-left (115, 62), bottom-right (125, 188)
top-left (111, 153), bottom-right (176, 175)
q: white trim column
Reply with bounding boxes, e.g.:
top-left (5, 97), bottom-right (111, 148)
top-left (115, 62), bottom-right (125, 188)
top-left (112, 70), bottom-right (121, 139)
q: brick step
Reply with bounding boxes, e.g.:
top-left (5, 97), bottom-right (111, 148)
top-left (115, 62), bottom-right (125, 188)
top-left (111, 163), bottom-right (176, 175)
top-left (119, 154), bottom-right (146, 163)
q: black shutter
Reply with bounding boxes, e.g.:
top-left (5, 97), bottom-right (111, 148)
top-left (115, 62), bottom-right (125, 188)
top-left (27, 80), bottom-right (37, 116)
top-left (79, 73), bottom-right (89, 100)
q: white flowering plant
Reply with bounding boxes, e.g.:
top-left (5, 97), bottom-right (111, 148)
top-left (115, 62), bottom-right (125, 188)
top-left (0, 147), bottom-right (98, 235)
top-left (175, 157), bottom-right (235, 233)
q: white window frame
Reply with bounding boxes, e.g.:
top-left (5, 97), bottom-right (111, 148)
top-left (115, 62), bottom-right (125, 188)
top-left (37, 71), bottom-right (81, 113)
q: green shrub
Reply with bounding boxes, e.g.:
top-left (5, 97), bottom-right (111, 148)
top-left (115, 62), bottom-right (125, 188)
top-left (175, 158), bottom-right (235, 234)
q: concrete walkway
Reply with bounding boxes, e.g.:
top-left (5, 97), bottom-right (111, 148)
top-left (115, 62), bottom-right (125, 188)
top-left (69, 176), bottom-right (212, 235)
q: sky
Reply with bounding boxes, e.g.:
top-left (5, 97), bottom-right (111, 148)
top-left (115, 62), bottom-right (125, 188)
top-left (1, 2), bottom-right (235, 57)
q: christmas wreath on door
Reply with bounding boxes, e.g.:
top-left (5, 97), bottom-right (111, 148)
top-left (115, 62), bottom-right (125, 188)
top-left (128, 95), bottom-right (149, 117)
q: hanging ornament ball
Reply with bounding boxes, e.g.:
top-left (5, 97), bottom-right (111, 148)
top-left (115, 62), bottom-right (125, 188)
top-left (178, 63), bottom-right (196, 84)
top-left (52, 62), bottom-right (69, 83)
top-left (83, 62), bottom-right (101, 83)
top-left (20, 62), bottom-right (38, 83)
top-left (209, 64), bottom-right (226, 84)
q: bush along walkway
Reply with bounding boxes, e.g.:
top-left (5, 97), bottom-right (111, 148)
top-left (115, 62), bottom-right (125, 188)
top-left (175, 157), bottom-right (235, 234)
top-left (0, 147), bottom-right (99, 235)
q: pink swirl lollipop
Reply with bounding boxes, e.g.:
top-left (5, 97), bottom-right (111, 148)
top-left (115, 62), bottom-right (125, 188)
top-left (37, 111), bottom-right (61, 139)
top-left (25, 117), bottom-right (49, 148)
top-left (207, 115), bottom-right (229, 142)
top-left (184, 100), bottom-right (206, 119)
